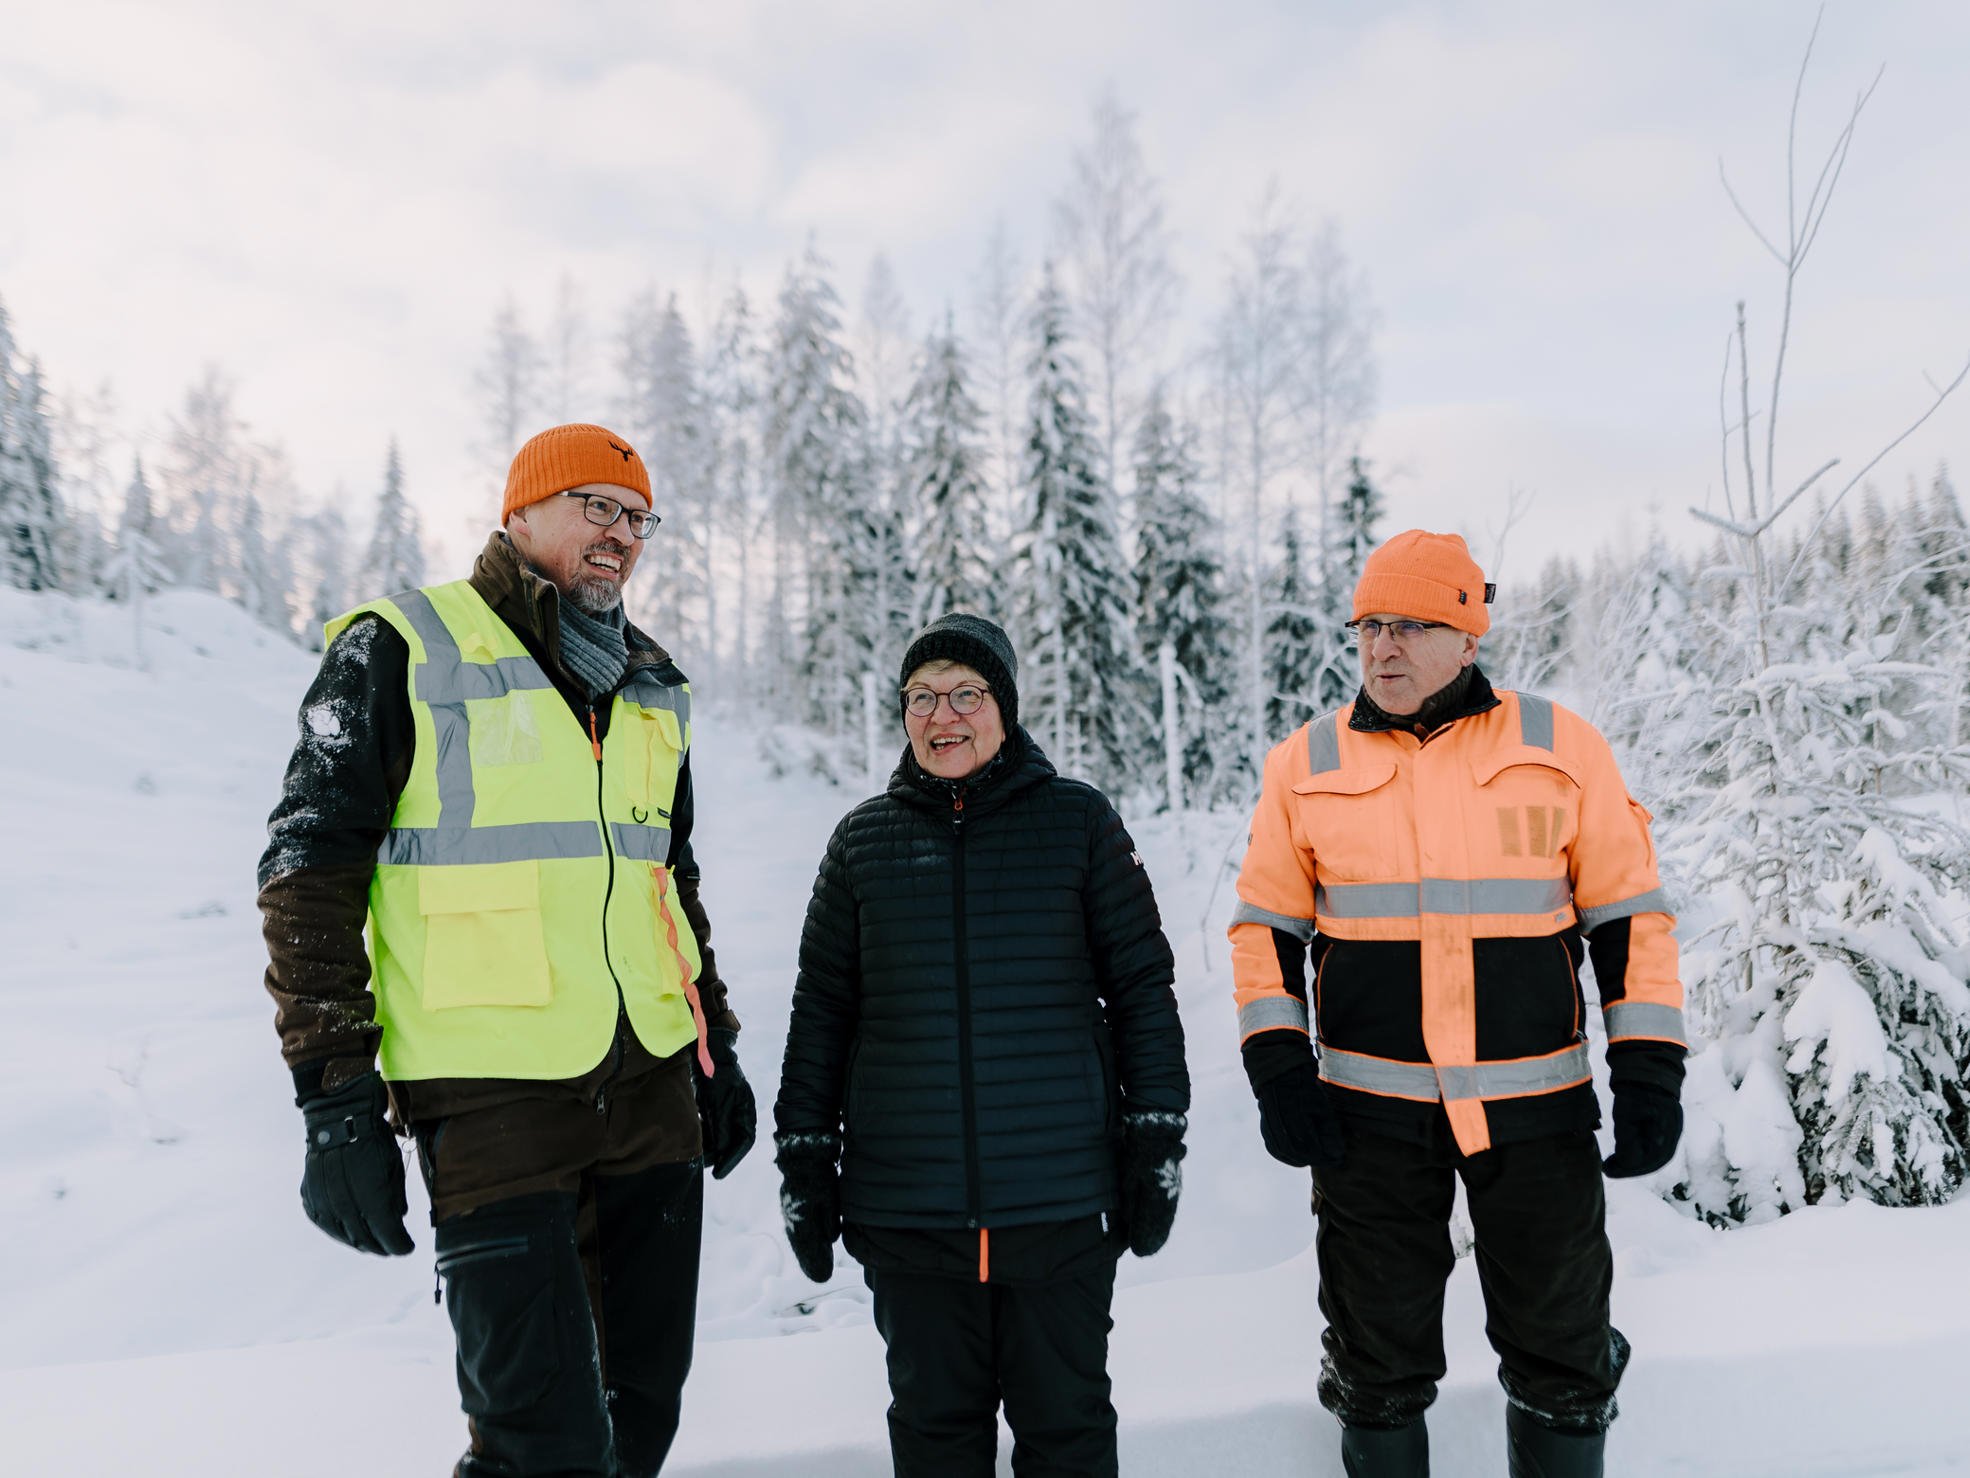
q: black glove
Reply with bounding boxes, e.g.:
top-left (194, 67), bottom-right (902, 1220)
top-left (1254, 1060), bottom-right (1347, 1169)
top-left (297, 1070), bottom-right (414, 1257)
top-left (697, 1028), bottom-right (757, 1180)
top-left (1117, 1110), bottom-right (1187, 1257)
top-left (1602, 1083), bottom-right (1682, 1178)
top-left (775, 1132), bottom-right (841, 1283)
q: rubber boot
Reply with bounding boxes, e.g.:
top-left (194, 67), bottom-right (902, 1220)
top-left (1341, 1419), bottom-right (1428, 1478)
top-left (1506, 1406), bottom-right (1605, 1478)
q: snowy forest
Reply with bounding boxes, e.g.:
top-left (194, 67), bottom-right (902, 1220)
top-left (3, 81), bottom-right (1967, 1246)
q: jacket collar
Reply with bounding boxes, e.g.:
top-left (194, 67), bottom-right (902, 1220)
top-left (888, 724), bottom-right (1056, 815)
top-left (1349, 664), bottom-right (1500, 739)
top-left (467, 531), bottom-right (672, 691)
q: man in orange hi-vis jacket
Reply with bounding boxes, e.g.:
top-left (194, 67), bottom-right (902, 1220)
top-left (1230, 530), bottom-right (1684, 1478)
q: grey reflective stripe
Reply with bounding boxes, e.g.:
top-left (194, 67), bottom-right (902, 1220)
top-left (1230, 899), bottom-right (1316, 942)
top-left (1238, 997), bottom-right (1310, 1037)
top-left (1316, 876), bottom-right (1573, 919)
top-left (1420, 876), bottom-right (1572, 915)
top-left (1579, 887), bottom-right (1673, 931)
top-left (610, 822), bottom-right (673, 864)
top-left (1320, 1043), bottom-right (1593, 1101)
top-left (379, 822), bottom-right (605, 867)
top-left (1316, 881), bottom-right (1424, 919)
top-left (1604, 1001), bottom-right (1686, 1043)
top-left (1306, 710), bottom-right (1343, 774)
top-left (1318, 1049), bottom-right (1441, 1100)
top-left (625, 679), bottom-right (690, 720)
top-left (1518, 693), bottom-right (1555, 751)
top-left (395, 588), bottom-right (554, 828)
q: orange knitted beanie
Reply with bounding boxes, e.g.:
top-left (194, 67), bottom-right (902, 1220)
top-left (501, 423), bottom-right (652, 524)
top-left (1352, 529), bottom-right (1493, 635)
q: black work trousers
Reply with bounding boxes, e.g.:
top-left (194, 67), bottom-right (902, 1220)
top-left (864, 1259), bottom-right (1119, 1478)
top-left (432, 1160), bottom-right (703, 1477)
top-left (1312, 1127), bottom-right (1626, 1434)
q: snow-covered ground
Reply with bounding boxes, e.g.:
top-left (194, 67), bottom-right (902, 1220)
top-left (2, 588), bottom-right (1965, 1476)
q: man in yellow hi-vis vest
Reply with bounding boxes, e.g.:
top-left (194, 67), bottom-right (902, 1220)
top-left (259, 423), bottom-right (754, 1477)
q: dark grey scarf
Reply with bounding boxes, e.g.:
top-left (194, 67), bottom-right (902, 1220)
top-left (556, 597), bottom-right (629, 699)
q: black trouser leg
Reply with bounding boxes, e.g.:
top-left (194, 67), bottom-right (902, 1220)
top-left (865, 1267), bottom-right (999, 1478)
top-left (1312, 1132), bottom-right (1457, 1429)
top-left (435, 1191), bottom-right (611, 1478)
top-left (1462, 1133), bottom-right (1625, 1434)
top-left (995, 1262), bottom-right (1118, 1478)
top-left (591, 1159), bottom-right (704, 1478)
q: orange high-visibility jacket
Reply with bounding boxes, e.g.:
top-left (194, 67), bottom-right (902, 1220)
top-left (1230, 685), bottom-right (1684, 1156)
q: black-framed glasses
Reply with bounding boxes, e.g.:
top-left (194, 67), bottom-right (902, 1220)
top-left (902, 683), bottom-right (993, 718)
top-left (1345, 618), bottom-right (1449, 645)
top-left (557, 490), bottom-right (660, 540)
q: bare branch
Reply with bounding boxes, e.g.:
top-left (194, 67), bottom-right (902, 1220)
top-left (1778, 351), bottom-right (1970, 591)
top-left (1717, 161), bottom-right (1787, 265)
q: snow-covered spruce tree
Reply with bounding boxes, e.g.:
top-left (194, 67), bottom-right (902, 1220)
top-left (290, 502), bottom-right (353, 651)
top-left (101, 458), bottom-right (170, 667)
top-left (1663, 32), bottom-right (1970, 1223)
top-left (1131, 386), bottom-right (1234, 803)
top-left (704, 285), bottom-right (764, 693)
top-left (235, 488), bottom-right (296, 636)
top-left (356, 439), bottom-right (426, 599)
top-left (619, 291), bottom-right (710, 667)
top-left (0, 306), bottom-right (66, 592)
top-left (1309, 455), bottom-right (1385, 709)
top-left (902, 313), bottom-right (994, 624)
top-left (1014, 264), bottom-right (1145, 790)
top-left (1260, 507), bottom-right (1322, 744)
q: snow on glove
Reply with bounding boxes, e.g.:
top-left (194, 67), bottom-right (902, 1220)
top-left (775, 1132), bottom-right (841, 1283)
top-left (297, 1071), bottom-right (414, 1257)
top-left (1117, 1110), bottom-right (1187, 1258)
top-left (1602, 1082), bottom-right (1681, 1178)
top-left (1254, 1059), bottom-right (1347, 1169)
top-left (697, 1028), bottom-right (758, 1180)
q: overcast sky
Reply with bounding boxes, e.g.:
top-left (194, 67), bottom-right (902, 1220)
top-left (3, 0), bottom-right (1966, 580)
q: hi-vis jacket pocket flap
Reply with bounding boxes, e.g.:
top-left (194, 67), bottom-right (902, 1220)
top-left (419, 860), bottom-right (541, 915)
top-left (1292, 762), bottom-right (1396, 798)
top-left (641, 705), bottom-right (684, 749)
top-left (1473, 747), bottom-right (1582, 789)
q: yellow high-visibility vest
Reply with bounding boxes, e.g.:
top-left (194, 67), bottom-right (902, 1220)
top-left (326, 580), bottom-right (703, 1081)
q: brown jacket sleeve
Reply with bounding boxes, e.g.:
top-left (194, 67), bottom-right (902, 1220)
top-left (257, 616), bottom-right (412, 1081)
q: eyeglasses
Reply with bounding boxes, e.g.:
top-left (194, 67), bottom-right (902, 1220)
top-left (903, 684), bottom-right (993, 718)
top-left (557, 490), bottom-right (660, 540)
top-left (1345, 619), bottom-right (1449, 645)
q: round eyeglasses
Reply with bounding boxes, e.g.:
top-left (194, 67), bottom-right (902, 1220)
top-left (902, 684), bottom-right (993, 718)
top-left (557, 490), bottom-right (661, 540)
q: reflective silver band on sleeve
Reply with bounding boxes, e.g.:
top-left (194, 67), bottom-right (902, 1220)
top-left (1306, 710), bottom-right (1343, 774)
top-left (1315, 876), bottom-right (1574, 920)
top-left (1238, 996), bottom-right (1311, 1038)
top-left (609, 822), bottom-right (673, 864)
top-left (1604, 1001), bottom-right (1687, 1044)
top-left (1578, 887), bottom-right (1673, 931)
top-left (1518, 693), bottom-right (1555, 751)
top-left (1230, 899), bottom-right (1317, 942)
top-left (379, 822), bottom-right (607, 867)
top-left (1319, 1042), bottom-right (1593, 1102)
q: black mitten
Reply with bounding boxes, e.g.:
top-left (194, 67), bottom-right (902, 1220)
top-left (1117, 1110), bottom-right (1187, 1257)
top-left (1602, 1083), bottom-right (1682, 1178)
top-left (697, 1029), bottom-right (758, 1180)
top-left (775, 1132), bottom-right (841, 1282)
top-left (1254, 1060), bottom-right (1347, 1169)
top-left (296, 1070), bottom-right (414, 1257)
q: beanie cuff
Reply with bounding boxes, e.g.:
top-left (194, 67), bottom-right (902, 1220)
top-left (1352, 571), bottom-right (1491, 635)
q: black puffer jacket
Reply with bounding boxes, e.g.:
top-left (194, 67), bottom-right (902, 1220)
top-left (775, 729), bottom-right (1188, 1229)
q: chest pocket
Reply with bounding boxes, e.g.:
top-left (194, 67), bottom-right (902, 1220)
top-left (1292, 761), bottom-right (1403, 882)
top-left (627, 703), bottom-right (686, 819)
top-left (1472, 749), bottom-right (1582, 866)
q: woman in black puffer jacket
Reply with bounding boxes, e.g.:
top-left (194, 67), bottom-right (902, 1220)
top-left (773, 613), bottom-right (1189, 1478)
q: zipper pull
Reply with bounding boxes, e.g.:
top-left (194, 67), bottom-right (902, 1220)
top-left (952, 792), bottom-right (965, 827)
top-left (588, 707), bottom-right (603, 762)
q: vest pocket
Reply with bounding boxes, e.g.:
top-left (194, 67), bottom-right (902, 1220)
top-left (417, 861), bottom-right (553, 1010)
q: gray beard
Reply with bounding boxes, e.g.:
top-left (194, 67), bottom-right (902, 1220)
top-left (561, 574), bottom-right (624, 615)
